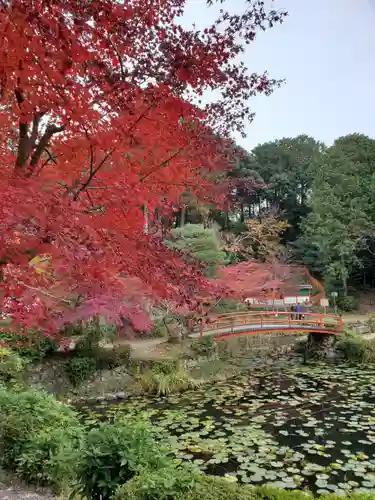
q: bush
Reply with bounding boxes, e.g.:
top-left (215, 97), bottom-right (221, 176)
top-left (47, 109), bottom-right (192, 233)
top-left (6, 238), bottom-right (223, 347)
top-left (66, 356), bottom-right (97, 386)
top-left (151, 320), bottom-right (168, 338)
top-left (137, 359), bottom-right (201, 395)
top-left (0, 330), bottom-right (58, 361)
top-left (16, 425), bottom-right (82, 487)
top-left (336, 333), bottom-right (375, 363)
top-left (0, 347), bottom-right (27, 386)
top-left (114, 466), bottom-right (206, 500)
top-left (366, 314), bottom-right (375, 332)
top-left (191, 337), bottom-right (216, 358)
top-left (335, 295), bottom-right (359, 312)
top-left (0, 388), bottom-right (82, 486)
top-left (72, 419), bottom-right (169, 500)
top-left (115, 469), bottom-right (375, 500)
top-left (94, 344), bottom-right (132, 370)
top-left (74, 323), bottom-right (102, 357)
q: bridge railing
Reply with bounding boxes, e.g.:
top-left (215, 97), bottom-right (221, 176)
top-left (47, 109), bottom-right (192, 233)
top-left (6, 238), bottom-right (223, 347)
top-left (191, 311), bottom-right (343, 337)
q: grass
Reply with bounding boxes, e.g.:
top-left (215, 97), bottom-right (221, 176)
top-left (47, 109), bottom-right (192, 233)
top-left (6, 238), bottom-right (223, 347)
top-left (136, 359), bottom-right (202, 395)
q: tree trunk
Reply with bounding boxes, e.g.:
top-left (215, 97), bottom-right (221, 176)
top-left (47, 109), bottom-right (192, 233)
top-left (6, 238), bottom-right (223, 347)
top-left (143, 205), bottom-right (149, 234)
top-left (180, 206), bottom-right (186, 227)
top-left (340, 255), bottom-right (348, 296)
top-left (240, 203), bottom-right (245, 223)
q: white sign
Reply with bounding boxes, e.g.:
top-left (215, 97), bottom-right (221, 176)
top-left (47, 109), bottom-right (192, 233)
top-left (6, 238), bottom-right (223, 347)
top-left (320, 298), bottom-right (329, 307)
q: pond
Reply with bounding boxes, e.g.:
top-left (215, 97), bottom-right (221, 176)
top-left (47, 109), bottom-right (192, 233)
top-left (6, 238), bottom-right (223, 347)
top-left (80, 357), bottom-right (375, 496)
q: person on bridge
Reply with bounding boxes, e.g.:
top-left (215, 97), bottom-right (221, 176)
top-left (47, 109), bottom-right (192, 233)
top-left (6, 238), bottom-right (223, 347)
top-left (295, 303), bottom-right (302, 320)
top-left (290, 304), bottom-right (296, 320)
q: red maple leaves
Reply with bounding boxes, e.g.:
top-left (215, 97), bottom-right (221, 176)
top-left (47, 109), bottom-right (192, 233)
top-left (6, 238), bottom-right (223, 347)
top-left (0, 0), bottom-right (286, 333)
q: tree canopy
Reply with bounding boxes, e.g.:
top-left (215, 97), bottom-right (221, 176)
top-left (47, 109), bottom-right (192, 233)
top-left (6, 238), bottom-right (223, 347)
top-left (0, 0), bottom-right (287, 332)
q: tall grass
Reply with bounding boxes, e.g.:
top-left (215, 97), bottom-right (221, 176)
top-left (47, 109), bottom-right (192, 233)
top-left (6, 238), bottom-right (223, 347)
top-left (136, 359), bottom-right (201, 395)
top-left (336, 332), bottom-right (375, 363)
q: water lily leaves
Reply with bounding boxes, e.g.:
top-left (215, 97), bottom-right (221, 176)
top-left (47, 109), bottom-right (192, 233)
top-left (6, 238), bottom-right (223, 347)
top-left (78, 361), bottom-right (375, 495)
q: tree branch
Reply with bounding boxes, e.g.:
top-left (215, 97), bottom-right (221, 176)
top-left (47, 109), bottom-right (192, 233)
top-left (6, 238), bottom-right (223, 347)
top-left (73, 147), bottom-right (116, 200)
top-left (18, 281), bottom-right (71, 305)
top-left (140, 146), bottom-right (186, 182)
top-left (29, 123), bottom-right (65, 171)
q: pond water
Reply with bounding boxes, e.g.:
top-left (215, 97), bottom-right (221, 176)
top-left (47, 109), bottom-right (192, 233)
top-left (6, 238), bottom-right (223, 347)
top-left (80, 357), bottom-right (375, 496)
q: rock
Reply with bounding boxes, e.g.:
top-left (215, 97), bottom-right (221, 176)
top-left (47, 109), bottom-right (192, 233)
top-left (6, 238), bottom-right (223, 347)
top-left (105, 393), bottom-right (118, 401)
top-left (116, 391), bottom-right (127, 399)
top-left (352, 325), bottom-right (370, 335)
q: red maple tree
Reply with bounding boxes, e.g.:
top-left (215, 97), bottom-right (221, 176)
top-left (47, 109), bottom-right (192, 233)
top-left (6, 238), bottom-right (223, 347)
top-left (0, 0), bottom-right (287, 333)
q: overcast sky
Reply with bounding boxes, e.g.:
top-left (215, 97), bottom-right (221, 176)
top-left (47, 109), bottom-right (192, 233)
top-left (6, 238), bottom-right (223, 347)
top-left (183, 0), bottom-right (375, 151)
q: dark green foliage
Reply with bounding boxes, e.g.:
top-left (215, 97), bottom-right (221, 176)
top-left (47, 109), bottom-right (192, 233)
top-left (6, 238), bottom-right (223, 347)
top-left (0, 388), bottom-right (82, 486)
top-left (0, 347), bottom-right (27, 386)
top-left (151, 320), bottom-right (168, 338)
top-left (94, 344), bottom-right (132, 370)
top-left (74, 323), bottom-right (102, 358)
top-left (336, 333), bottom-right (375, 363)
top-left (0, 330), bottom-right (58, 361)
top-left (335, 295), bottom-right (359, 312)
top-left (72, 420), bottom-right (169, 500)
top-left (191, 336), bottom-right (216, 358)
top-left (16, 425), bottom-right (82, 487)
top-left (67, 318), bottom-right (132, 386)
top-left (115, 468), bottom-right (374, 500)
top-left (137, 359), bottom-right (200, 395)
top-left (165, 224), bottom-right (229, 277)
top-left (66, 356), bottom-right (96, 386)
top-left (297, 134), bottom-right (375, 294)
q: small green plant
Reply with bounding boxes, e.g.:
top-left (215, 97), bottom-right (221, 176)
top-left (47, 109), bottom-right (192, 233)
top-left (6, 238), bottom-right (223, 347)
top-left (74, 321), bottom-right (102, 357)
top-left (191, 336), bottom-right (216, 358)
top-left (95, 344), bottom-right (132, 370)
top-left (336, 332), bottom-right (375, 363)
top-left (137, 359), bottom-right (201, 395)
top-left (16, 425), bottom-right (83, 488)
top-left (113, 466), bottom-right (203, 500)
top-left (116, 468), bottom-right (375, 500)
top-left (0, 347), bottom-right (27, 386)
top-left (335, 295), bottom-right (358, 312)
top-left (151, 320), bottom-right (168, 338)
top-left (366, 314), bottom-right (375, 332)
top-left (72, 419), bottom-right (169, 500)
top-left (66, 357), bottom-right (96, 386)
top-left (0, 388), bottom-right (81, 477)
top-left (0, 330), bottom-right (58, 361)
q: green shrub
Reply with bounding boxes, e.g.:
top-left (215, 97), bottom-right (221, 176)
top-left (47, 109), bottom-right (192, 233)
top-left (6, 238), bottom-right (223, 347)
top-left (72, 419), bottom-right (169, 500)
top-left (113, 466), bottom-right (204, 500)
top-left (66, 356), bottom-right (96, 386)
top-left (151, 320), bottom-right (168, 338)
top-left (74, 324), bottom-right (101, 357)
top-left (94, 344), bottom-right (132, 370)
top-left (0, 388), bottom-right (81, 476)
top-left (115, 469), bottom-right (375, 500)
top-left (16, 425), bottom-right (83, 487)
top-left (335, 295), bottom-right (359, 312)
top-left (0, 330), bottom-right (58, 361)
top-left (366, 314), bottom-right (375, 332)
top-left (336, 333), bottom-right (375, 363)
top-left (191, 336), bottom-right (216, 358)
top-left (137, 359), bottom-right (201, 395)
top-left (0, 347), bottom-right (27, 386)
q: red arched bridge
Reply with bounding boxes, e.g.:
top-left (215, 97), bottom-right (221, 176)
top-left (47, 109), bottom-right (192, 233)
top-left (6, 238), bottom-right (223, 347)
top-left (189, 311), bottom-right (343, 341)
